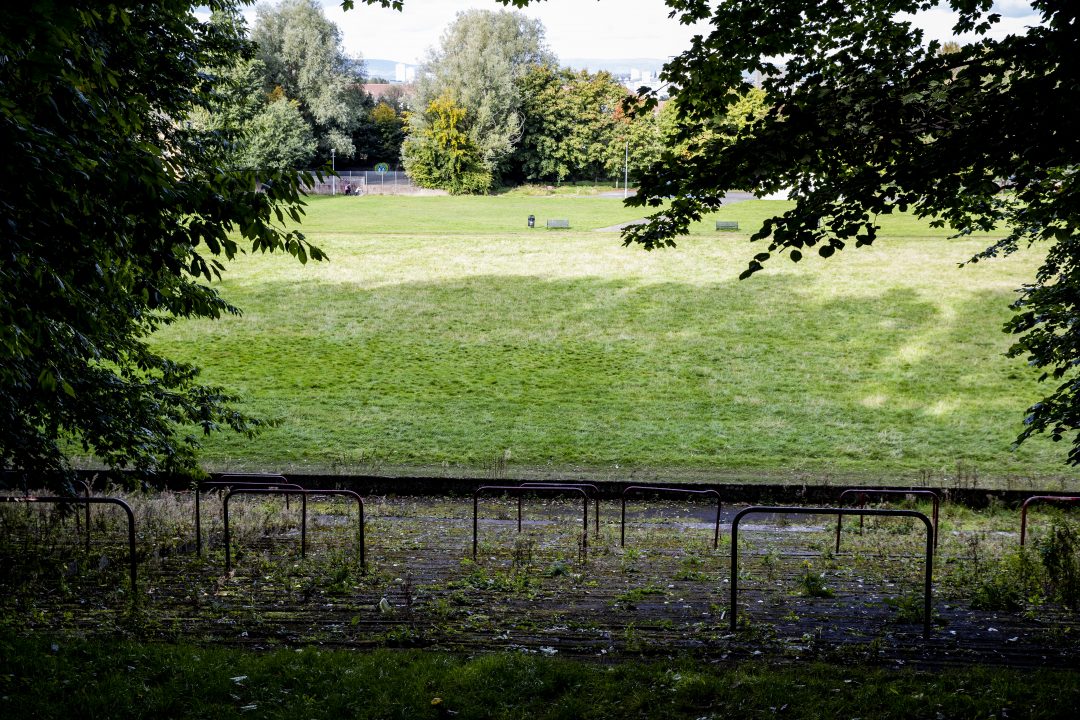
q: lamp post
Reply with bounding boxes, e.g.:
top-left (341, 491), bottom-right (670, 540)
top-left (623, 140), bottom-right (629, 199)
top-left (331, 148), bottom-right (336, 195)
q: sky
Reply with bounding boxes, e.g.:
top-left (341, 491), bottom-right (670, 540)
top-left (242, 1), bottom-right (1046, 66)
top-left (323, 0), bottom-right (702, 64)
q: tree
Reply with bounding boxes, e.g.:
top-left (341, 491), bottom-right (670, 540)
top-left (239, 95), bottom-right (319, 172)
top-left (369, 101), bottom-right (407, 166)
top-left (617, 1), bottom-right (1080, 465)
top-left (406, 9), bottom-right (555, 187)
top-left (189, 49), bottom-right (317, 173)
top-left (513, 66), bottom-right (636, 184)
top-left (0, 2), bottom-right (324, 481)
top-left (251, 0), bottom-right (369, 162)
top-left (403, 93), bottom-right (492, 194)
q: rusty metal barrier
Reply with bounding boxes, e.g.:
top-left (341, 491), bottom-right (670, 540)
top-left (473, 485), bottom-right (589, 559)
top-left (1019, 495), bottom-right (1080, 546)
top-left (0, 495), bottom-right (138, 595)
top-left (730, 506), bottom-right (934, 636)
top-left (620, 485), bottom-right (722, 549)
top-left (217, 474), bottom-right (298, 509)
top-left (222, 488), bottom-right (364, 571)
top-left (519, 482), bottom-right (601, 537)
top-left (835, 489), bottom-right (940, 552)
top-left (195, 477), bottom-right (303, 555)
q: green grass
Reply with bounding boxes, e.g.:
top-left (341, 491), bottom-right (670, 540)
top-left (2, 633), bottom-right (1078, 719)
top-left (142, 194), bottom-right (1079, 486)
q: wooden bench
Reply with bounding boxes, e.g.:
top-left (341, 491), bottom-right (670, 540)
top-left (715, 220), bottom-right (739, 231)
top-left (546, 218), bottom-right (570, 228)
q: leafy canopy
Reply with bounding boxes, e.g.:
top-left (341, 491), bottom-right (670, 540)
top-left (253, 0), bottom-right (369, 162)
top-left (512, 66), bottom-right (634, 184)
top-left (0, 1), bottom-right (324, 480)
top-left (611, 0), bottom-right (1080, 465)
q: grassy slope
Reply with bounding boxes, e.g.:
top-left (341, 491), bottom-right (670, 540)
top-left (145, 193), bottom-right (1078, 486)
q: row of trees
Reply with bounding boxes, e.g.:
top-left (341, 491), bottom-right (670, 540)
top-left (199, 5), bottom-right (766, 192)
top-left (402, 9), bottom-right (733, 194)
top-left (194, 0), bottom-right (405, 174)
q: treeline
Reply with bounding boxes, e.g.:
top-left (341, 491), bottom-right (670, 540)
top-left (192, 0), bottom-right (404, 173)
top-left (196, 2), bottom-right (765, 193)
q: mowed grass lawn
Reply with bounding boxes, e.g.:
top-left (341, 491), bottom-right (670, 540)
top-left (147, 193), bottom-right (1078, 486)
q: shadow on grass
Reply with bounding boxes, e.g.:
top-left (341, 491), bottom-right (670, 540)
top-left (152, 272), bottom-right (1047, 476)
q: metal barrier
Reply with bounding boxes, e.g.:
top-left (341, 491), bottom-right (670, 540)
top-left (473, 485), bottom-right (589, 559)
top-left (835, 489), bottom-right (940, 551)
top-left (0, 495), bottom-right (138, 595)
top-left (1019, 495), bottom-right (1080, 546)
top-left (620, 485), bottom-right (722, 549)
top-left (73, 479), bottom-right (92, 554)
top-left (217, 473), bottom-right (301, 509)
top-left (730, 506), bottom-right (934, 636)
top-left (519, 482), bottom-right (601, 537)
top-left (15, 480), bottom-right (95, 553)
top-left (222, 488), bottom-right (365, 571)
top-left (195, 476), bottom-right (303, 555)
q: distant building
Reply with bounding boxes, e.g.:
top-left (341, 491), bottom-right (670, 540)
top-left (360, 83), bottom-right (411, 111)
top-left (394, 63), bottom-right (416, 83)
top-left (622, 77), bottom-right (669, 100)
top-left (363, 84), bottom-right (396, 101)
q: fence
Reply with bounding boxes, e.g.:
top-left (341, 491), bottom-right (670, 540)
top-left (305, 170), bottom-right (417, 195)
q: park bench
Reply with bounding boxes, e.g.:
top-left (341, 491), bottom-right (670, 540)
top-left (546, 218), bottom-right (570, 228)
top-left (715, 220), bottom-right (739, 231)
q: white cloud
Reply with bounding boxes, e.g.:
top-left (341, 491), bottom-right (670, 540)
top-left (322, 0), bottom-right (704, 64)
top-left (901, 2), bottom-right (1043, 44)
top-left (994, 0), bottom-right (1041, 19)
top-left (230, 1), bottom-right (1045, 67)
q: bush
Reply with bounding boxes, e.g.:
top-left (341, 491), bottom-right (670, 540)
top-left (971, 549), bottom-right (1042, 612)
top-left (1039, 519), bottom-right (1080, 610)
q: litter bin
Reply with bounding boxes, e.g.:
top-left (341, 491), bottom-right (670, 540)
top-left (528, 214), bottom-right (535, 228)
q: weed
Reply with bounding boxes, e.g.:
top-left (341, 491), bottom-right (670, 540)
top-left (760, 549), bottom-right (780, 582)
top-left (613, 584), bottom-right (667, 606)
top-left (622, 622), bottom-right (643, 652)
top-left (884, 594), bottom-right (925, 624)
top-left (381, 625), bottom-right (423, 646)
top-left (673, 555), bottom-right (709, 582)
top-left (971, 549), bottom-right (1042, 612)
top-left (797, 563), bottom-right (834, 599)
top-left (620, 547), bottom-right (643, 574)
top-left (545, 560), bottom-right (570, 578)
top-left (510, 536), bottom-right (536, 572)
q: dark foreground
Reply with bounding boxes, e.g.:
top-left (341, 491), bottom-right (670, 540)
top-left (2, 492), bottom-right (1078, 665)
top-left (2, 491), bottom-right (1080, 717)
top-left (3, 633), bottom-right (1079, 719)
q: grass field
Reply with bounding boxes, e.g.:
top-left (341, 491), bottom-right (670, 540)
top-left (143, 192), bottom-right (1078, 487)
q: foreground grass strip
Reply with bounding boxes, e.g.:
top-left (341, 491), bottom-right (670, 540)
top-left (2, 634), bottom-right (1078, 719)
